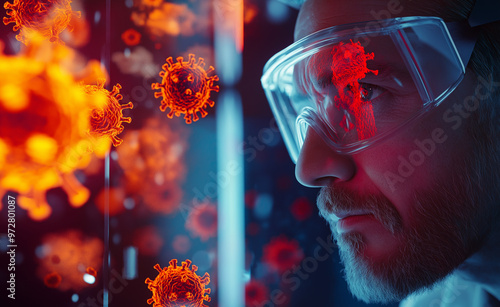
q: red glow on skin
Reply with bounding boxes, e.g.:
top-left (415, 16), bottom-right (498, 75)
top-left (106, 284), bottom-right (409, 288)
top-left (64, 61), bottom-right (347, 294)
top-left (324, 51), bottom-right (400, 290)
top-left (331, 40), bottom-right (378, 140)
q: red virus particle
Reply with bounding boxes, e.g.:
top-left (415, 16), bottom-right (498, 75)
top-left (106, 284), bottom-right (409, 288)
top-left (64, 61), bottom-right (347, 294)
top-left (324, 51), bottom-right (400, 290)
top-left (244, 190), bottom-right (258, 209)
top-left (290, 197), bottom-right (313, 221)
top-left (44, 272), bottom-right (62, 288)
top-left (185, 201), bottom-right (217, 241)
top-left (246, 222), bottom-right (260, 236)
top-left (245, 280), bottom-right (269, 307)
top-left (262, 236), bottom-right (304, 274)
top-left (331, 40), bottom-right (378, 140)
top-left (145, 259), bottom-right (211, 307)
top-left (86, 267), bottom-right (97, 277)
top-left (82, 79), bottom-right (134, 147)
top-left (132, 225), bottom-right (164, 256)
top-left (121, 28), bottom-right (141, 46)
top-left (172, 234), bottom-right (191, 254)
top-left (152, 54), bottom-right (219, 124)
top-left (95, 187), bottom-right (126, 216)
top-left (3, 0), bottom-right (81, 45)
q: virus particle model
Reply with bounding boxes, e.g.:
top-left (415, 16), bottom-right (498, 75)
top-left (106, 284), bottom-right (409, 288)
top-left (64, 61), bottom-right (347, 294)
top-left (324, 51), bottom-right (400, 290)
top-left (245, 280), bottom-right (269, 307)
top-left (262, 236), bottom-right (304, 274)
top-left (331, 40), bottom-right (378, 140)
top-left (81, 79), bottom-right (133, 147)
top-left (44, 272), bottom-right (62, 288)
top-left (86, 267), bottom-right (97, 277)
top-left (172, 235), bottom-right (191, 254)
top-left (0, 42), bottom-right (103, 221)
top-left (37, 230), bottom-right (103, 291)
top-left (132, 225), bottom-right (164, 256)
top-left (116, 116), bottom-right (187, 215)
top-left (290, 196), bottom-right (313, 221)
top-left (121, 28), bottom-right (141, 46)
top-left (3, 0), bottom-right (81, 45)
top-left (185, 201), bottom-right (217, 241)
top-left (152, 54), bottom-right (219, 124)
top-left (94, 187), bottom-right (126, 216)
top-left (145, 259), bottom-right (211, 307)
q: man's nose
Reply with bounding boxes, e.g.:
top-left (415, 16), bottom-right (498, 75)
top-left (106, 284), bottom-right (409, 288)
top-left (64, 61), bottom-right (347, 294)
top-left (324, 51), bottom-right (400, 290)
top-left (295, 127), bottom-right (356, 187)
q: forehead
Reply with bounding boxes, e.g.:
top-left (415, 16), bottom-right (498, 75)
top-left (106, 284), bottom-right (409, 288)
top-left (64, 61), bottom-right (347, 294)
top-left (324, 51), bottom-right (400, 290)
top-left (295, 0), bottom-right (415, 41)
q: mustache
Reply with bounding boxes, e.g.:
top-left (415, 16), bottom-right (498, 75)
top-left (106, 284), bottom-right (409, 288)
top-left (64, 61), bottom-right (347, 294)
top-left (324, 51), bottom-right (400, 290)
top-left (317, 186), bottom-right (402, 234)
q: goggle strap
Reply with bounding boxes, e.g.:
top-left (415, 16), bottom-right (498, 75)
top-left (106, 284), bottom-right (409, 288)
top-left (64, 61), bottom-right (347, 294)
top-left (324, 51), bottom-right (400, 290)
top-left (468, 0), bottom-right (500, 27)
top-left (446, 22), bottom-right (477, 68)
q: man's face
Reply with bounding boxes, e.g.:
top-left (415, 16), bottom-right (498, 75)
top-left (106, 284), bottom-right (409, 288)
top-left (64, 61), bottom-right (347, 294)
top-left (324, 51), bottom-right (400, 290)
top-left (294, 0), bottom-right (499, 303)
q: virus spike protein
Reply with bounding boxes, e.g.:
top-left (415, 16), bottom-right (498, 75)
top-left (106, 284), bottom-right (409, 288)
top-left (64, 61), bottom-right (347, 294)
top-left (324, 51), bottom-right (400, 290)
top-left (152, 54), bottom-right (219, 124)
top-left (3, 0), bottom-right (81, 45)
top-left (82, 79), bottom-right (134, 147)
top-left (145, 259), bottom-right (211, 307)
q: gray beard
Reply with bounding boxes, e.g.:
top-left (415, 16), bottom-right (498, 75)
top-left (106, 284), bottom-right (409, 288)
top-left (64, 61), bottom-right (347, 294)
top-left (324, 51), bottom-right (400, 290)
top-left (317, 150), bottom-right (497, 304)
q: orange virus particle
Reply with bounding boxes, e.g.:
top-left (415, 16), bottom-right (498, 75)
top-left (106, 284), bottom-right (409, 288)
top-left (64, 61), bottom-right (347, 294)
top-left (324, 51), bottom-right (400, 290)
top-left (94, 187), bottom-right (126, 216)
top-left (132, 225), bottom-right (164, 256)
top-left (145, 259), bottom-right (211, 307)
top-left (44, 272), bottom-right (62, 288)
top-left (121, 28), bottom-right (141, 46)
top-left (185, 201), bottom-right (217, 241)
top-left (86, 267), bottom-right (97, 277)
top-left (262, 236), bottom-right (304, 274)
top-left (0, 39), bottom-right (105, 221)
top-left (331, 40), bottom-right (378, 140)
top-left (245, 280), bottom-right (269, 307)
top-left (116, 116), bottom-right (187, 215)
top-left (82, 79), bottom-right (133, 147)
top-left (37, 230), bottom-right (103, 291)
top-left (3, 0), bottom-right (81, 45)
top-left (152, 54), bottom-right (219, 124)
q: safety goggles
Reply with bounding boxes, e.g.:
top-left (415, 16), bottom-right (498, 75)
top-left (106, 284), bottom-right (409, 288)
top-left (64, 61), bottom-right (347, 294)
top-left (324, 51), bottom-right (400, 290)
top-left (261, 17), bottom-right (476, 163)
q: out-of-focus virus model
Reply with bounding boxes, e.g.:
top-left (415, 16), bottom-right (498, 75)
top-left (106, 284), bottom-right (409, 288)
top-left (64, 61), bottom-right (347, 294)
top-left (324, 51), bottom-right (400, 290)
top-left (152, 54), bottom-right (219, 124)
top-left (0, 41), bottom-right (105, 221)
top-left (172, 234), bottom-right (191, 255)
top-left (116, 117), bottom-right (187, 215)
top-left (290, 196), bottom-right (313, 221)
top-left (131, 1), bottom-right (199, 38)
top-left (262, 236), bottom-right (304, 274)
top-left (81, 79), bottom-right (134, 147)
top-left (3, 0), bottom-right (81, 44)
top-left (121, 28), bottom-right (141, 46)
top-left (37, 230), bottom-right (103, 291)
top-left (44, 272), bottom-right (62, 288)
top-left (185, 201), bottom-right (218, 241)
top-left (86, 266), bottom-right (97, 277)
top-left (145, 259), bottom-right (211, 307)
top-left (245, 280), bottom-right (269, 307)
top-left (132, 225), bottom-right (164, 256)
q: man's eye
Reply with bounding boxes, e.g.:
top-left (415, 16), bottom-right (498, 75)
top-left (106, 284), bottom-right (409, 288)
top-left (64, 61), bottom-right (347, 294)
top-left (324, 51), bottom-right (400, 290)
top-left (359, 83), bottom-right (385, 102)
